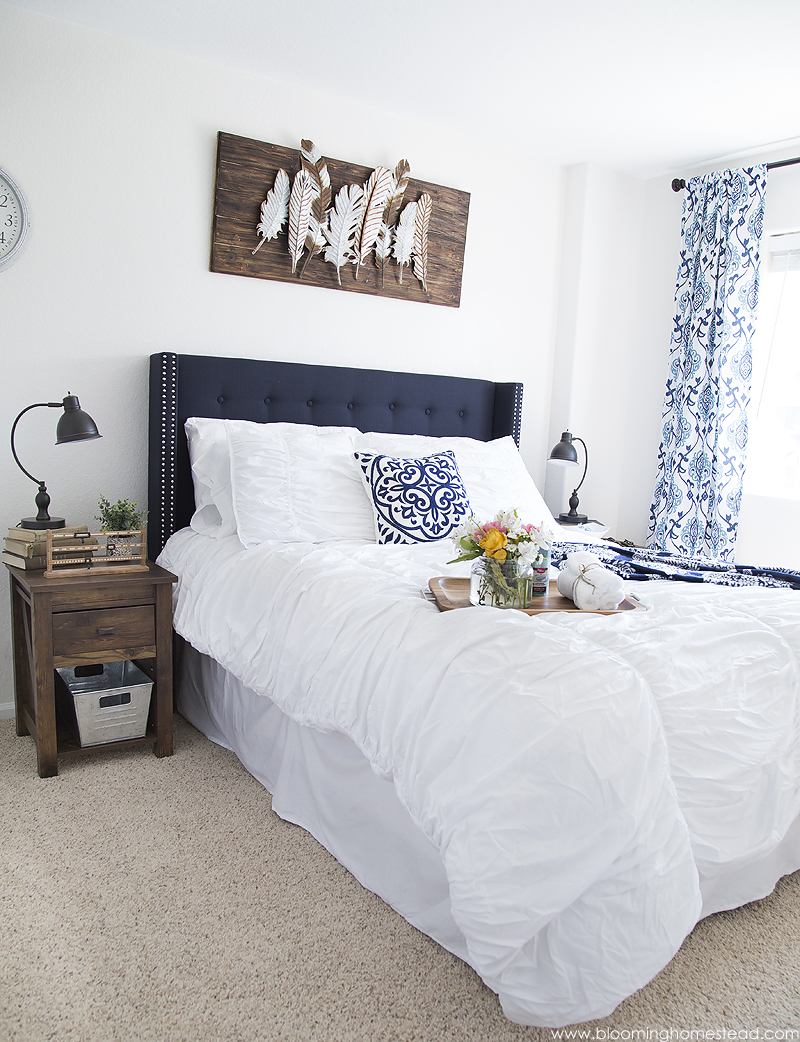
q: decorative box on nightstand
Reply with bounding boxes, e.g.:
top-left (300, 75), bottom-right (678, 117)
top-left (6, 559), bottom-right (177, 777)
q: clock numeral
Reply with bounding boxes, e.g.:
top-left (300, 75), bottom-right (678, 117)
top-left (0, 231), bottom-right (5, 244)
top-left (0, 194), bottom-right (7, 207)
top-left (4, 215), bottom-right (12, 227)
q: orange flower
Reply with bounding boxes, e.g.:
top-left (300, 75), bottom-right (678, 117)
top-left (479, 528), bottom-right (508, 560)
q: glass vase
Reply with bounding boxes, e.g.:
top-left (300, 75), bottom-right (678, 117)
top-left (469, 556), bottom-right (533, 609)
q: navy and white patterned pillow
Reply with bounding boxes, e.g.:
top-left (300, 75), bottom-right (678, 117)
top-left (354, 450), bottom-right (472, 545)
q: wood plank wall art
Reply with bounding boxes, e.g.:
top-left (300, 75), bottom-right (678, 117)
top-left (210, 132), bottom-right (470, 308)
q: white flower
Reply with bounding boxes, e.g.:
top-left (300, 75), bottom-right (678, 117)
top-left (518, 541), bottom-right (548, 566)
top-left (449, 508), bottom-right (552, 565)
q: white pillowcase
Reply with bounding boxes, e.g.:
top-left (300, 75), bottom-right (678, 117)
top-left (227, 421), bottom-right (375, 547)
top-left (352, 432), bottom-right (555, 528)
top-left (185, 417), bottom-right (238, 538)
top-left (185, 417), bottom-right (374, 544)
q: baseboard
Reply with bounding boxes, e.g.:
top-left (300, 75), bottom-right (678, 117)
top-left (0, 701), bottom-right (15, 721)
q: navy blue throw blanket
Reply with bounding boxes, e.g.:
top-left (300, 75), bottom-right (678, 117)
top-left (552, 541), bottom-right (800, 591)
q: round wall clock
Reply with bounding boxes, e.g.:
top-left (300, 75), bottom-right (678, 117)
top-left (0, 166), bottom-right (31, 272)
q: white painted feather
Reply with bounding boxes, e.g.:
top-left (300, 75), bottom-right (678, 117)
top-left (383, 159), bottom-right (410, 229)
top-left (298, 142), bottom-right (332, 278)
top-left (374, 221), bottom-right (394, 286)
top-left (393, 200), bottom-right (417, 284)
top-left (413, 192), bottom-right (432, 292)
top-left (323, 184), bottom-right (364, 285)
top-left (288, 168), bottom-right (316, 274)
top-left (300, 139), bottom-right (331, 194)
top-left (298, 196), bottom-right (330, 279)
top-left (252, 168), bottom-right (290, 254)
top-left (353, 166), bottom-right (393, 278)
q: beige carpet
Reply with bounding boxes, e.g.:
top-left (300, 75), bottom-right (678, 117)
top-left (1, 715), bottom-right (799, 1042)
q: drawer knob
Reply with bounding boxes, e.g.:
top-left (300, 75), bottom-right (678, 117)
top-left (97, 626), bottom-right (116, 636)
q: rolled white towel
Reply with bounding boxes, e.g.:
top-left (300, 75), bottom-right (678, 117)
top-left (557, 552), bottom-right (625, 610)
top-left (571, 562), bottom-right (626, 611)
top-left (556, 551), bottom-right (602, 599)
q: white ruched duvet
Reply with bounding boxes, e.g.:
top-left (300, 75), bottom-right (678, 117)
top-left (159, 529), bottom-right (800, 1027)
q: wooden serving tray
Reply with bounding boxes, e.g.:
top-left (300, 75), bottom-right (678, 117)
top-left (428, 577), bottom-right (646, 615)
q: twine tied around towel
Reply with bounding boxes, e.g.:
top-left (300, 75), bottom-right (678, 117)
top-left (571, 562), bottom-right (604, 604)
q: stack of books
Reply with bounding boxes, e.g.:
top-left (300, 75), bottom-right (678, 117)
top-left (2, 524), bottom-right (91, 570)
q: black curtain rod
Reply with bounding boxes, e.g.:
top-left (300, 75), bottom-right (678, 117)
top-left (671, 155), bottom-right (800, 192)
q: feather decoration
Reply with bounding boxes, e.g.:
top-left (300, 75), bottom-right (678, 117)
top-left (323, 184), bottom-right (364, 285)
top-left (353, 166), bottom-right (393, 279)
top-left (383, 159), bottom-right (411, 229)
top-left (374, 160), bottom-right (410, 285)
top-left (300, 139), bottom-right (330, 195)
top-left (393, 200), bottom-right (417, 284)
top-left (288, 168), bottom-right (316, 274)
top-left (252, 168), bottom-right (290, 255)
top-left (374, 222), bottom-right (394, 287)
top-left (298, 141), bottom-right (332, 278)
top-left (298, 193), bottom-right (329, 279)
top-left (413, 193), bottom-right (432, 293)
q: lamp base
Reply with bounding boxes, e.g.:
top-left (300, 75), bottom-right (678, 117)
top-left (558, 512), bottom-right (588, 525)
top-left (19, 516), bottom-right (66, 530)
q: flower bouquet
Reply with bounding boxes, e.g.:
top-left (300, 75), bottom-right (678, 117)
top-left (449, 510), bottom-right (553, 608)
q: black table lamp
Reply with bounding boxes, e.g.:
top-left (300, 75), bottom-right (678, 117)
top-left (548, 431), bottom-right (588, 525)
top-left (11, 394), bottom-right (101, 529)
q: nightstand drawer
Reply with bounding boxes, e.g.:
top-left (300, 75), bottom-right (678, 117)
top-left (52, 605), bottom-right (156, 663)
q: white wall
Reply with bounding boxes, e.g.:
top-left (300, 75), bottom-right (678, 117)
top-left (0, 2), bottom-right (565, 711)
top-left (618, 174), bottom-right (685, 542)
top-left (545, 162), bottom-right (666, 541)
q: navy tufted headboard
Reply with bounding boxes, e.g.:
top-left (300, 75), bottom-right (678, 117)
top-left (147, 353), bottom-right (523, 559)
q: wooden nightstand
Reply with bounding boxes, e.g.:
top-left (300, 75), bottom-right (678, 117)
top-left (6, 560), bottom-right (178, 777)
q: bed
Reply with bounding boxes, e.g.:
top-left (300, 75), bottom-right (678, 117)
top-left (148, 351), bottom-right (800, 1028)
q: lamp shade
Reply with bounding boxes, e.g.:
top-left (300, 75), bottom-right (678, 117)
top-left (56, 395), bottom-right (102, 443)
top-left (548, 431), bottom-right (579, 465)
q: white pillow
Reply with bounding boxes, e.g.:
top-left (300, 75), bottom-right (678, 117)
top-left (352, 433), bottom-right (555, 528)
top-left (185, 417), bottom-right (237, 538)
top-left (353, 450), bottom-right (472, 545)
top-left (227, 422), bottom-right (374, 547)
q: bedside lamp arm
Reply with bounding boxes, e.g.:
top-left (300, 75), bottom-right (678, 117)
top-left (571, 437), bottom-right (588, 496)
top-left (10, 402), bottom-right (63, 486)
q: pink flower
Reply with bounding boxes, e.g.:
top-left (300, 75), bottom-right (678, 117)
top-left (479, 521), bottom-right (507, 536)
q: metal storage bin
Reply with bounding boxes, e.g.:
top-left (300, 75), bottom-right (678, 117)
top-left (55, 661), bottom-right (153, 747)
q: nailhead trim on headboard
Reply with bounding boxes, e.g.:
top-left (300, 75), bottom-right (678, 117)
top-left (513, 383), bottom-right (523, 446)
top-left (158, 353), bottom-right (178, 556)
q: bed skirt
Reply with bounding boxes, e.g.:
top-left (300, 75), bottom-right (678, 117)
top-left (177, 640), bottom-right (471, 960)
top-left (176, 640), bottom-right (800, 947)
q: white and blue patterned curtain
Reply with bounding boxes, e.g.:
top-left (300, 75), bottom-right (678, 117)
top-left (647, 165), bottom-right (767, 561)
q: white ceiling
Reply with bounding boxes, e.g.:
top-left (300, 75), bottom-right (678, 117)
top-left (7, 0), bottom-right (800, 178)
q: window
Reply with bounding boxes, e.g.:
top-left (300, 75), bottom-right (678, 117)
top-left (743, 232), bottom-right (800, 501)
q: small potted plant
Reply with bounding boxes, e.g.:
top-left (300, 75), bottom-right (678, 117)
top-left (96, 496), bottom-right (146, 556)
